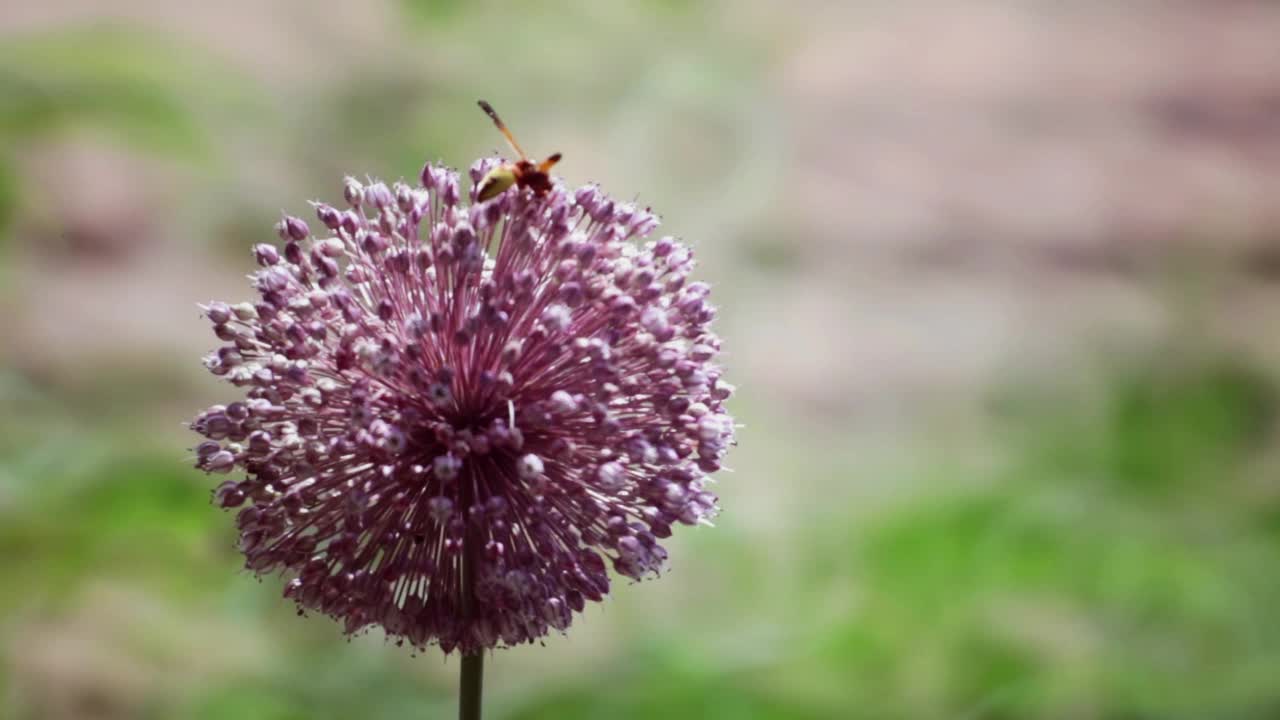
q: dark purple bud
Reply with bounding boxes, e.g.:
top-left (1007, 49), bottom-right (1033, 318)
top-left (315, 203), bottom-right (343, 229)
top-left (284, 216), bottom-right (310, 241)
top-left (205, 302), bottom-right (232, 324)
top-left (254, 244), bottom-right (280, 266)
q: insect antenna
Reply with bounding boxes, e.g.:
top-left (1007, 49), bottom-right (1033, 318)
top-left (477, 100), bottom-right (528, 160)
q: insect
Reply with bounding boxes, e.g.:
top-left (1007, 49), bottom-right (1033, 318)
top-left (475, 100), bottom-right (562, 202)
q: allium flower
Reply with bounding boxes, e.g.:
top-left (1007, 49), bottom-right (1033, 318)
top-left (190, 159), bottom-right (735, 655)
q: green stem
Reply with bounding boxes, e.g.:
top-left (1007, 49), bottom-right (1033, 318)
top-left (459, 651), bottom-right (484, 720)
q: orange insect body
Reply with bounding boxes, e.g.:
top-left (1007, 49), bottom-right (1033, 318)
top-left (476, 100), bottom-right (562, 202)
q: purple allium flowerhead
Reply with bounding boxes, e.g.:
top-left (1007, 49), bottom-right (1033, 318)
top-left (190, 159), bottom-right (735, 655)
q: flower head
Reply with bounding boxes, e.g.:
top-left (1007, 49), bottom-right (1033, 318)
top-left (191, 159), bottom-right (735, 654)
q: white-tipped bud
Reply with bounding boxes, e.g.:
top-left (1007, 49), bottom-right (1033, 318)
top-left (541, 304), bottom-right (572, 333)
top-left (343, 177), bottom-right (365, 206)
top-left (517, 453), bottom-right (545, 480)
top-left (232, 302), bottom-right (258, 321)
top-left (548, 390), bottom-right (577, 414)
top-left (502, 340), bottom-right (523, 364)
top-left (596, 462), bottom-right (626, 492)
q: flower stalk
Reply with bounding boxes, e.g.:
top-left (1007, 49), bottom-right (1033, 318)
top-left (459, 652), bottom-right (483, 720)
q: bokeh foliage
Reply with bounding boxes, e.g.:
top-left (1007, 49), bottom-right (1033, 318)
top-left (4, 350), bottom-right (1279, 718)
top-left (0, 26), bottom-right (264, 272)
top-left (2, 4), bottom-right (1280, 720)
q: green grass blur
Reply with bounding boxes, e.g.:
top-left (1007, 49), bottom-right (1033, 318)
top-left (6, 342), bottom-right (1280, 718)
top-left (3, 3), bottom-right (1280, 719)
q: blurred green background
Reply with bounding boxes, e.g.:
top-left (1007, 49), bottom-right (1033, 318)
top-left (4, 1), bottom-right (1280, 718)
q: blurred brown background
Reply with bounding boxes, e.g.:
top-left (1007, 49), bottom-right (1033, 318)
top-left (3, 2), bottom-right (1280, 719)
